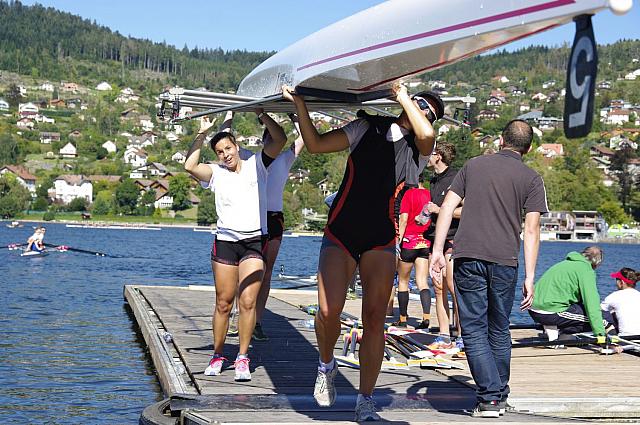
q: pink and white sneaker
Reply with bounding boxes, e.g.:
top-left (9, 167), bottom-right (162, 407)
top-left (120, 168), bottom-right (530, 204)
top-left (204, 355), bottom-right (226, 376)
top-left (234, 356), bottom-right (251, 381)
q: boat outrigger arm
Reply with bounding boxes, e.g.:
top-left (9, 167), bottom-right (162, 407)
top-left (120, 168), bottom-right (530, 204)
top-left (157, 87), bottom-right (475, 125)
top-left (158, 0), bottom-right (633, 137)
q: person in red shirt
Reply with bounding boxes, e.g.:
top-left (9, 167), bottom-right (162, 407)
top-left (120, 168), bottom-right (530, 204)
top-left (394, 175), bottom-right (432, 328)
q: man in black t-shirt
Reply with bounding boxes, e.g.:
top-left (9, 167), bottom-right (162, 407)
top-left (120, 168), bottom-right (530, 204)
top-left (430, 120), bottom-right (547, 418)
top-left (425, 142), bottom-right (463, 352)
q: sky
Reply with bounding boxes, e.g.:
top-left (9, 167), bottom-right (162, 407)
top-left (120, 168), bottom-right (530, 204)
top-left (19, 0), bottom-right (640, 53)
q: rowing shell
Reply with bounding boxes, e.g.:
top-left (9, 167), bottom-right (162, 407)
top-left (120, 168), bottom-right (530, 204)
top-left (237, 0), bottom-right (632, 98)
top-left (20, 250), bottom-right (48, 258)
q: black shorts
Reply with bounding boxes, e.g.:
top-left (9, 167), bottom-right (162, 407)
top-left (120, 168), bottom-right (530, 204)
top-left (428, 238), bottom-right (454, 256)
top-left (211, 235), bottom-right (268, 266)
top-left (267, 211), bottom-right (285, 241)
top-left (400, 247), bottom-right (430, 263)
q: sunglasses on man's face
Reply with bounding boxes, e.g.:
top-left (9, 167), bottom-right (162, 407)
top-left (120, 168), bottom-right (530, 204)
top-left (412, 96), bottom-right (436, 122)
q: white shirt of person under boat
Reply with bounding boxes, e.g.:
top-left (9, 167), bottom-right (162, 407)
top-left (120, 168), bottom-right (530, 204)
top-left (239, 146), bottom-right (296, 212)
top-left (341, 119), bottom-right (432, 169)
top-left (201, 152), bottom-right (269, 242)
top-left (601, 287), bottom-right (640, 336)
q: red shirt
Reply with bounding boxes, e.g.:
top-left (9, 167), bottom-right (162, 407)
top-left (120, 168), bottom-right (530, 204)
top-left (399, 187), bottom-right (431, 249)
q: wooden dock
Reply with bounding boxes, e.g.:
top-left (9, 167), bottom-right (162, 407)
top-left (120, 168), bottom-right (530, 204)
top-left (125, 284), bottom-right (639, 424)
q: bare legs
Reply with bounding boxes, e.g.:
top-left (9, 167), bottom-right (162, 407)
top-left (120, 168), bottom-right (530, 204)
top-left (256, 238), bottom-right (281, 323)
top-left (315, 246), bottom-right (395, 396)
top-left (212, 258), bottom-right (265, 355)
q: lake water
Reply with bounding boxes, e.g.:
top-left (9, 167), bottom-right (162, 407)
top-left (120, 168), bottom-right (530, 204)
top-left (1, 222), bottom-right (638, 424)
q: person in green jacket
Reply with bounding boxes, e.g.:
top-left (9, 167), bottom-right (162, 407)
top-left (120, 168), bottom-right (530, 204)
top-left (529, 246), bottom-right (614, 339)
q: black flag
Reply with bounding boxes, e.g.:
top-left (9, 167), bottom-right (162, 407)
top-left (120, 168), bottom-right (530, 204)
top-left (564, 15), bottom-right (598, 139)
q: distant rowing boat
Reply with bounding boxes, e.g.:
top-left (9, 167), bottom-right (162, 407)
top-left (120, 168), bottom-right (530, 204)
top-left (193, 227), bottom-right (214, 233)
top-left (20, 250), bottom-right (48, 258)
top-left (65, 224), bottom-right (161, 230)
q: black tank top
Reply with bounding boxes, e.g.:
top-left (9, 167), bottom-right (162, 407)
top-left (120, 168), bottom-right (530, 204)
top-left (327, 114), bottom-right (422, 248)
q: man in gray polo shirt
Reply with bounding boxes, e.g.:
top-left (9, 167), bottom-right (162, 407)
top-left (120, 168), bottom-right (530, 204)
top-left (430, 119), bottom-right (548, 418)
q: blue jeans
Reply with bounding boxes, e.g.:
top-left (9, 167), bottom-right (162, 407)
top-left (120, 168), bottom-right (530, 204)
top-left (454, 258), bottom-right (518, 402)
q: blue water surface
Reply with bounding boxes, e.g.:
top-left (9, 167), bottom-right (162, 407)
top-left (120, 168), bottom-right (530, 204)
top-left (0, 222), bottom-right (637, 424)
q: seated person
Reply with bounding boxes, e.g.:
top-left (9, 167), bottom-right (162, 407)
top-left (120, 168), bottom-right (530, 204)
top-left (529, 246), bottom-right (614, 340)
top-left (26, 227), bottom-right (45, 252)
top-left (601, 268), bottom-right (640, 336)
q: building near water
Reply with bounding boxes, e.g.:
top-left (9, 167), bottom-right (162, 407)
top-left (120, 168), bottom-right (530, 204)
top-left (0, 165), bottom-right (37, 195)
top-left (51, 175), bottom-right (93, 204)
top-left (573, 211), bottom-right (607, 241)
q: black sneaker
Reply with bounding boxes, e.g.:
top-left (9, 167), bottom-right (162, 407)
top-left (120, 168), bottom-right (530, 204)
top-left (390, 320), bottom-right (408, 328)
top-left (252, 323), bottom-right (269, 341)
top-left (498, 399), bottom-right (514, 415)
top-left (415, 320), bottom-right (430, 330)
top-left (471, 400), bottom-right (500, 418)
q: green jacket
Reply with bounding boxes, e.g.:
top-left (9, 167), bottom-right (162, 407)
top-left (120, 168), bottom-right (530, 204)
top-left (532, 251), bottom-right (605, 335)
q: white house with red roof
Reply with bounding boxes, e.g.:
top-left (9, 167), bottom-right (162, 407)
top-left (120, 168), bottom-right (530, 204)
top-left (0, 165), bottom-right (37, 194)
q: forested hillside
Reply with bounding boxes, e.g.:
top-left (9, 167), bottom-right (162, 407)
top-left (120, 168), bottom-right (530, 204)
top-left (0, 0), bottom-right (271, 91)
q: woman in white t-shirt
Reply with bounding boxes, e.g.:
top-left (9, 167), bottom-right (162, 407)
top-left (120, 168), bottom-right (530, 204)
top-left (601, 268), bottom-right (640, 336)
top-left (184, 111), bottom-right (286, 382)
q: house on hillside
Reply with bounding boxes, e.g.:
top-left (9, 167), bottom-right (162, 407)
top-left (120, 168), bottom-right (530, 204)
top-left (51, 175), bottom-right (93, 204)
top-left (486, 96), bottom-right (504, 107)
top-left (542, 80), bottom-right (556, 89)
top-left (476, 110), bottom-right (500, 121)
top-left (537, 143), bottom-right (564, 158)
top-left (16, 117), bottom-right (34, 129)
top-left (68, 129), bottom-right (82, 139)
top-left (607, 109), bottom-right (630, 126)
top-left (49, 98), bottom-right (66, 108)
top-left (625, 72), bottom-right (637, 81)
top-left (40, 82), bottom-right (54, 92)
top-left (61, 82), bottom-right (79, 92)
top-left (35, 114), bottom-right (55, 124)
top-left (316, 178), bottom-right (331, 197)
top-left (0, 99), bottom-right (9, 110)
top-left (493, 75), bottom-right (509, 84)
top-left (609, 135), bottom-right (638, 150)
top-left (39, 132), bottom-right (61, 144)
top-left (18, 102), bottom-right (39, 118)
top-left (59, 142), bottom-right (77, 159)
top-left (86, 175), bottom-right (122, 185)
top-left (124, 146), bottom-right (148, 168)
top-left (166, 132), bottom-right (179, 142)
top-left (171, 151), bottom-right (186, 164)
top-left (531, 92), bottom-right (548, 102)
top-left (597, 81), bottom-right (612, 90)
top-left (237, 135), bottom-right (262, 147)
top-left (139, 115), bottom-right (155, 131)
top-left (96, 81), bottom-right (112, 91)
top-left (121, 108), bottom-right (140, 121)
top-left (102, 140), bottom-right (117, 153)
top-left (0, 165), bottom-right (37, 195)
top-left (289, 168), bottom-right (310, 184)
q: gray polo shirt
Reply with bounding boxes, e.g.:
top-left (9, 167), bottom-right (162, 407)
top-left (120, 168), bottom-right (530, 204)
top-left (449, 149), bottom-right (548, 266)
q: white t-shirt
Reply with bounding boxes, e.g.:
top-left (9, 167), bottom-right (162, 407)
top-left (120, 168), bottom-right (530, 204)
top-left (341, 118), bottom-right (431, 168)
top-left (601, 288), bottom-right (640, 336)
top-left (266, 148), bottom-right (296, 212)
top-left (201, 153), bottom-right (269, 241)
top-left (238, 145), bottom-right (297, 212)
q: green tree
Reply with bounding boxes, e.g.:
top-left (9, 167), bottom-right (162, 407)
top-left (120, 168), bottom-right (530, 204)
top-left (599, 200), bottom-right (630, 225)
top-left (96, 146), bottom-right (109, 160)
top-left (609, 146), bottom-right (637, 213)
top-left (67, 197), bottom-right (88, 212)
top-left (115, 179), bottom-right (139, 214)
top-left (137, 188), bottom-right (156, 216)
top-left (0, 133), bottom-right (20, 164)
top-left (169, 174), bottom-right (191, 211)
top-left (0, 174), bottom-right (30, 218)
top-left (92, 190), bottom-right (114, 215)
top-left (36, 178), bottom-right (53, 199)
top-left (4, 83), bottom-right (22, 107)
top-left (197, 191), bottom-right (217, 225)
top-left (31, 197), bottom-right (48, 211)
